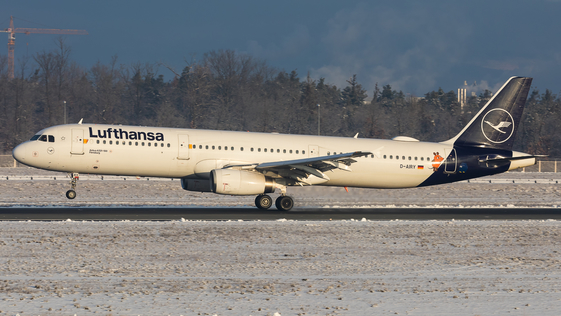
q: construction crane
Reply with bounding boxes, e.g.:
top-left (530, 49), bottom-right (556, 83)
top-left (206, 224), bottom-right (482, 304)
top-left (0, 16), bottom-right (88, 79)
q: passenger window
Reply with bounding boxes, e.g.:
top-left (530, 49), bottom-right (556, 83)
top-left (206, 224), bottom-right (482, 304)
top-left (218, 146), bottom-right (222, 150)
top-left (148, 142), bottom-right (151, 147)
top-left (241, 147), bottom-right (244, 151)
top-left (142, 142), bottom-right (145, 146)
top-left (277, 149), bottom-right (280, 153)
top-left (396, 155), bottom-right (399, 160)
top-left (402, 156), bottom-right (405, 160)
top-left (167, 143), bottom-right (170, 148)
top-left (303, 150), bottom-right (305, 154)
top-left (109, 140), bottom-right (113, 145)
top-left (421, 157), bottom-right (424, 161)
top-left (390, 155), bottom-right (393, 159)
top-left (251, 148), bottom-right (254, 152)
top-left (129, 141), bottom-right (132, 146)
top-left (135, 142), bottom-right (138, 146)
top-left (97, 140), bottom-right (100, 144)
top-left (116, 141), bottom-right (119, 145)
top-left (258, 148), bottom-right (261, 152)
top-left (103, 140), bottom-right (106, 144)
top-left (270, 148), bottom-right (273, 153)
top-left (206, 145), bottom-right (209, 149)
top-left (408, 156), bottom-right (411, 160)
top-left (264, 148), bottom-right (267, 152)
top-left (415, 157), bottom-right (418, 161)
top-left (283, 149), bottom-right (286, 153)
top-left (327, 152), bottom-right (330, 155)
top-left (296, 150), bottom-right (299, 154)
top-left (383, 155), bottom-right (387, 159)
top-left (199, 145), bottom-right (202, 149)
top-left (212, 146), bottom-right (215, 150)
top-left (48, 135), bottom-right (55, 142)
top-left (231, 147), bottom-right (234, 151)
top-left (289, 150), bottom-right (293, 154)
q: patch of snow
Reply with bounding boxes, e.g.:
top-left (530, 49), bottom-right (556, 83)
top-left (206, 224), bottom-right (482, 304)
top-left (2, 220), bottom-right (560, 315)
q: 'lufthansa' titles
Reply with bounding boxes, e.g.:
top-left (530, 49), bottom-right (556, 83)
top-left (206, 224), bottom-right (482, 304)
top-left (89, 127), bottom-right (164, 141)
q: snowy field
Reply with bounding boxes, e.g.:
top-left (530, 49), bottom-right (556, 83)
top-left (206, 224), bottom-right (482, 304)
top-left (1, 220), bottom-right (561, 315)
top-left (0, 168), bottom-right (561, 315)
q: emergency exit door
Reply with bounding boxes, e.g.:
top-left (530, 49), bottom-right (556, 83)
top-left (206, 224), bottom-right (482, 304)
top-left (178, 134), bottom-right (190, 160)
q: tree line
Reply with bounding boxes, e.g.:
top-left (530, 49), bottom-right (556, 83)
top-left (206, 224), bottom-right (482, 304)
top-left (0, 41), bottom-right (559, 157)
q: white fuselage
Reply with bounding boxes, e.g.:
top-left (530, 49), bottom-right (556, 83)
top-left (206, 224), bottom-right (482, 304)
top-left (13, 123), bottom-right (460, 189)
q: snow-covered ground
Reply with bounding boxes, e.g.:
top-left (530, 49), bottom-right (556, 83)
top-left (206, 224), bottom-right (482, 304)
top-left (1, 220), bottom-right (561, 315)
top-left (0, 167), bottom-right (560, 208)
top-left (1, 168), bottom-right (561, 315)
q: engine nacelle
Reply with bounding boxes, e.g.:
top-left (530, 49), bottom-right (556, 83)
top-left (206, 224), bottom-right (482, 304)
top-left (181, 178), bottom-right (212, 192)
top-left (210, 169), bottom-right (275, 195)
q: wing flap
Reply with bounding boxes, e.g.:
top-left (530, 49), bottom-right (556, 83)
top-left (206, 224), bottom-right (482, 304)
top-left (224, 151), bottom-right (371, 185)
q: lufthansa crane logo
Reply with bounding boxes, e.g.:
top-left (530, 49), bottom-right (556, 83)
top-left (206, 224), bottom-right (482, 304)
top-left (480, 108), bottom-right (514, 144)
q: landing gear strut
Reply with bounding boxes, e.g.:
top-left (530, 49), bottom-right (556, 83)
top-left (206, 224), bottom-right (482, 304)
top-left (255, 194), bottom-right (273, 210)
top-left (66, 173), bottom-right (79, 199)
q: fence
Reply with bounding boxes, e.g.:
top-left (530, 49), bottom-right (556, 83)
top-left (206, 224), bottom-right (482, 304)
top-left (0, 155), bottom-right (559, 172)
top-left (516, 160), bottom-right (559, 173)
top-left (0, 155), bottom-right (17, 167)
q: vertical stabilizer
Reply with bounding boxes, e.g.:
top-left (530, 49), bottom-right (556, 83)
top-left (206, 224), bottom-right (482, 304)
top-left (445, 76), bottom-right (532, 151)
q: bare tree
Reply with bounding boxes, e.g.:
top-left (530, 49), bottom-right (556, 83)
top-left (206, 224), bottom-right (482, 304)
top-left (33, 51), bottom-right (57, 125)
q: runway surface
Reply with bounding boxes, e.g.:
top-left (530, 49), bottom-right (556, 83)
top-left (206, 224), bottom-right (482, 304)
top-left (1, 207), bottom-right (560, 221)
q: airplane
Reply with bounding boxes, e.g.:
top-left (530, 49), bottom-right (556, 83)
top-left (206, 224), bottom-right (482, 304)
top-left (12, 76), bottom-right (538, 211)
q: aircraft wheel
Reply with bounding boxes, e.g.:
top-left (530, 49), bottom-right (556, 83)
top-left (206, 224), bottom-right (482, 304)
top-left (66, 190), bottom-right (76, 199)
top-left (255, 194), bottom-right (273, 210)
top-left (275, 195), bottom-right (294, 211)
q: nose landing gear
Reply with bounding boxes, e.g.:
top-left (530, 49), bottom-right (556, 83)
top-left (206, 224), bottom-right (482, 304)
top-left (65, 173), bottom-right (79, 199)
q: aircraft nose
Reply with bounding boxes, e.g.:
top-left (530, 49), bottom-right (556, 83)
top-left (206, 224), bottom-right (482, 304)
top-left (12, 142), bottom-right (28, 164)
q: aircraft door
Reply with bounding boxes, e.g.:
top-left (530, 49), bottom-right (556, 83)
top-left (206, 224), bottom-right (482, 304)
top-left (178, 134), bottom-right (190, 160)
top-left (444, 148), bottom-right (457, 174)
top-left (71, 129), bottom-right (84, 155)
top-left (308, 145), bottom-right (319, 157)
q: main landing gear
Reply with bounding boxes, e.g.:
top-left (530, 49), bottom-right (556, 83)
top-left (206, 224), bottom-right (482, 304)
top-left (255, 194), bottom-right (294, 211)
top-left (65, 173), bottom-right (79, 199)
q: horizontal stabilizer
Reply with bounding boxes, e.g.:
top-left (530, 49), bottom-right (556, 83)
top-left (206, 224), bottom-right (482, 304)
top-left (478, 155), bottom-right (544, 164)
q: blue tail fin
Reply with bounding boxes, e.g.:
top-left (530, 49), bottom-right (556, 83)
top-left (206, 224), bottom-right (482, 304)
top-left (446, 76), bottom-right (532, 151)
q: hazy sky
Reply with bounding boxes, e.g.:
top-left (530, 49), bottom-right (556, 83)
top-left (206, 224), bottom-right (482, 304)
top-left (3, 0), bottom-right (561, 96)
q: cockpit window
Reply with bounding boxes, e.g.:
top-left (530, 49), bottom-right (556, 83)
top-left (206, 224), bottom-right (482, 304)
top-left (30, 134), bottom-right (40, 141)
top-left (48, 135), bottom-right (55, 142)
top-left (38, 135), bottom-right (48, 142)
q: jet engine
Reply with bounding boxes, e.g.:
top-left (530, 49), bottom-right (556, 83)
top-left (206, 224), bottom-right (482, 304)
top-left (210, 169), bottom-right (275, 195)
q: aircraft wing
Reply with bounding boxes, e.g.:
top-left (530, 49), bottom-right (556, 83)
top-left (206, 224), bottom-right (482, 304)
top-left (224, 151), bottom-right (372, 185)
